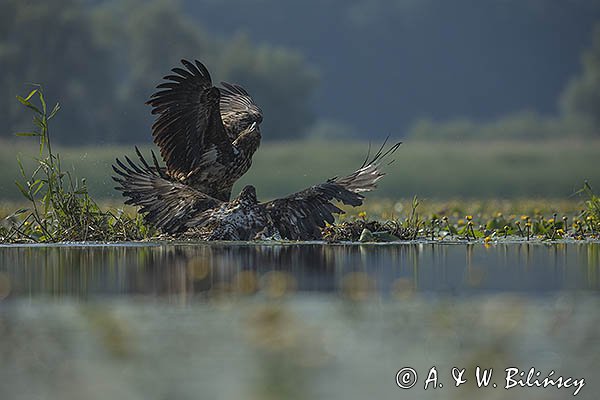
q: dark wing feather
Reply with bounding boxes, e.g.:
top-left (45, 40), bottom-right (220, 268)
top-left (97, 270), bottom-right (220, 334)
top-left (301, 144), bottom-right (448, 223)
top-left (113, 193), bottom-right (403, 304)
top-left (219, 82), bottom-right (263, 127)
top-left (220, 82), bottom-right (262, 114)
top-left (147, 59), bottom-right (234, 181)
top-left (263, 141), bottom-right (402, 240)
top-left (112, 147), bottom-right (222, 234)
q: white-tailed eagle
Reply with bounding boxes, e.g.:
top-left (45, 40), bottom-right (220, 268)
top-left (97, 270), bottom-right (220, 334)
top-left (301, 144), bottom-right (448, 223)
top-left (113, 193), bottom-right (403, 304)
top-left (113, 141), bottom-right (401, 240)
top-left (146, 59), bottom-right (263, 202)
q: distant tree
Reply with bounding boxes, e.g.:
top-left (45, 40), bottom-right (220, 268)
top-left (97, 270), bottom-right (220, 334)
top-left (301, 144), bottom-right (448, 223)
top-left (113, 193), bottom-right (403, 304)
top-left (91, 0), bottom-right (319, 142)
top-left (215, 34), bottom-right (319, 140)
top-left (0, 0), bottom-right (116, 143)
top-left (183, 0), bottom-right (600, 138)
top-left (407, 111), bottom-right (570, 141)
top-left (560, 24), bottom-right (600, 135)
top-left (0, 0), bottom-right (319, 144)
top-left (90, 0), bottom-right (214, 143)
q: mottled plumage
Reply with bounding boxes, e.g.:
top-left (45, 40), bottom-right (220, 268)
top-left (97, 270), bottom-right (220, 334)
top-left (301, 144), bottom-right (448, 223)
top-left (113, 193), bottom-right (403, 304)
top-left (147, 59), bottom-right (262, 201)
top-left (112, 147), bottom-right (221, 234)
top-left (219, 82), bottom-right (263, 141)
top-left (113, 141), bottom-right (401, 240)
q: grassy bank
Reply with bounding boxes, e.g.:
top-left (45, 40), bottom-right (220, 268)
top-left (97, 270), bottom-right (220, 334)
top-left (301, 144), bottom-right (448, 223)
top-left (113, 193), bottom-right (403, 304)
top-left (0, 138), bottom-right (599, 201)
top-left (2, 89), bottom-right (597, 243)
top-left (3, 196), bottom-right (598, 242)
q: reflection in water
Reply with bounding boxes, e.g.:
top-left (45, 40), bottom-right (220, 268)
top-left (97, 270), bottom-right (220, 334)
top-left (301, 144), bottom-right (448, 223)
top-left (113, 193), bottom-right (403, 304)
top-left (0, 242), bottom-right (598, 299)
top-left (0, 243), bottom-right (599, 400)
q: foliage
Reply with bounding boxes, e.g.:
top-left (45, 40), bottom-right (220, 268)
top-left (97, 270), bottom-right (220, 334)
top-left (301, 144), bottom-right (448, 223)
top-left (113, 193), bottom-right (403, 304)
top-left (184, 0), bottom-right (600, 137)
top-left (0, 0), bottom-right (115, 144)
top-left (0, 88), bottom-right (152, 243)
top-left (560, 23), bottom-right (600, 135)
top-left (322, 192), bottom-right (600, 243)
top-left (580, 181), bottom-right (600, 230)
top-left (3, 0), bottom-right (599, 143)
top-left (0, 0), bottom-right (318, 144)
top-left (408, 112), bottom-right (571, 140)
top-left (407, 21), bottom-right (600, 141)
top-left (214, 33), bottom-right (319, 140)
top-left (323, 196), bottom-right (421, 241)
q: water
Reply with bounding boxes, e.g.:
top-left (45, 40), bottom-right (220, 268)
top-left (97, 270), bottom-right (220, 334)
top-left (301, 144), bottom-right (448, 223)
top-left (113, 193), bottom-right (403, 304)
top-left (0, 242), bottom-right (598, 399)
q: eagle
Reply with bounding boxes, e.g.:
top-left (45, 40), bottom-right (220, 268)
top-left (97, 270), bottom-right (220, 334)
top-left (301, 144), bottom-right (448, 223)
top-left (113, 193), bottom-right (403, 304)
top-left (112, 141), bottom-right (401, 240)
top-left (146, 59), bottom-right (263, 202)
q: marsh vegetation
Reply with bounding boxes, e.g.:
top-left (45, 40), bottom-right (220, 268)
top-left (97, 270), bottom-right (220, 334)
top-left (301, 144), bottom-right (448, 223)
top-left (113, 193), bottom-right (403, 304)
top-left (2, 4), bottom-right (599, 400)
top-left (1, 88), bottom-right (598, 243)
top-left (0, 89), bottom-right (151, 242)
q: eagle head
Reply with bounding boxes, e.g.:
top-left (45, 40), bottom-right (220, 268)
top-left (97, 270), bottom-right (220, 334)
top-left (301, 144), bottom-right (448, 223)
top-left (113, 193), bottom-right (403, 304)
top-left (252, 111), bottom-right (263, 124)
top-left (237, 185), bottom-right (258, 205)
top-left (241, 112), bottom-right (262, 130)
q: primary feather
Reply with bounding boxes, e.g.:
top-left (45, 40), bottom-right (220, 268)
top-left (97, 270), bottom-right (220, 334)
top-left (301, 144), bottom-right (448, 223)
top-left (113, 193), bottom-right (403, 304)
top-left (180, 140), bottom-right (402, 240)
top-left (146, 59), bottom-right (262, 201)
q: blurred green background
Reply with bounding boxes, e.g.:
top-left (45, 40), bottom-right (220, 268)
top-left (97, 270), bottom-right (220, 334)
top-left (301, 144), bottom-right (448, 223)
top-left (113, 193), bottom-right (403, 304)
top-left (1, 139), bottom-right (598, 201)
top-left (1, 0), bottom-right (600, 200)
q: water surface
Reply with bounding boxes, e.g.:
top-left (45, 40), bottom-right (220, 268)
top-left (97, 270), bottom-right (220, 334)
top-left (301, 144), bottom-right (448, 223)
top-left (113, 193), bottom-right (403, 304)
top-left (0, 242), bottom-right (598, 399)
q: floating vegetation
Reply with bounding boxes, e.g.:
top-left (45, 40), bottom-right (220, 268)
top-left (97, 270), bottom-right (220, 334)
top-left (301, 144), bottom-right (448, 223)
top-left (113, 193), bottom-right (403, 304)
top-left (580, 181), bottom-right (600, 229)
top-left (0, 89), bottom-right (598, 244)
top-left (0, 88), bottom-right (153, 243)
top-left (323, 190), bottom-right (600, 243)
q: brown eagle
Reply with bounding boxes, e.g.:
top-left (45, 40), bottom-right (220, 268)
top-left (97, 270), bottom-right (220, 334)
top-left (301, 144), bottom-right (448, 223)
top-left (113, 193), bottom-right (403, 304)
top-left (113, 141), bottom-right (400, 240)
top-left (147, 59), bottom-right (263, 201)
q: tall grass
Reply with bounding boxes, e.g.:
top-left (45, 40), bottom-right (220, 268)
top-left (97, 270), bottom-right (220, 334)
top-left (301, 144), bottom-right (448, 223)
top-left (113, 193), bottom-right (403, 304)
top-left (0, 88), bottom-right (598, 243)
top-left (580, 181), bottom-right (600, 232)
top-left (0, 88), bottom-right (152, 242)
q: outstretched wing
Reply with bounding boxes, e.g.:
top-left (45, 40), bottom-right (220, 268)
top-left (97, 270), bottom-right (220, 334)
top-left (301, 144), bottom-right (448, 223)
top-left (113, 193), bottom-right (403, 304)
top-left (219, 82), bottom-right (263, 138)
top-left (263, 141), bottom-right (402, 240)
top-left (112, 147), bottom-right (222, 234)
top-left (147, 59), bottom-right (234, 182)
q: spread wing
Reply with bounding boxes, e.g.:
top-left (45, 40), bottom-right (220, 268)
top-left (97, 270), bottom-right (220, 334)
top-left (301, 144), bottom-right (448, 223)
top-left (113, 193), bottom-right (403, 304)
top-left (112, 147), bottom-right (222, 234)
top-left (263, 141), bottom-right (402, 240)
top-left (147, 59), bottom-right (234, 181)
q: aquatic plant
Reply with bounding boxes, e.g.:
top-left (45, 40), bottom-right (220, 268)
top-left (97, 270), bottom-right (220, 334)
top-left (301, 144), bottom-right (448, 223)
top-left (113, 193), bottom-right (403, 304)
top-left (1, 87), bottom-right (152, 243)
top-left (580, 181), bottom-right (600, 235)
top-left (1, 89), bottom-right (598, 244)
top-left (323, 192), bottom-right (600, 243)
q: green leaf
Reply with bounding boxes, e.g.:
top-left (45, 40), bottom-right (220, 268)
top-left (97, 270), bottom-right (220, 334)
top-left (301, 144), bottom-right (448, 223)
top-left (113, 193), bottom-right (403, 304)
top-left (43, 191), bottom-right (51, 213)
top-left (48, 102), bottom-right (61, 119)
top-left (533, 222), bottom-right (547, 235)
top-left (23, 89), bottom-right (38, 102)
top-left (472, 230), bottom-right (485, 239)
top-left (39, 91), bottom-right (47, 114)
top-left (16, 95), bottom-right (32, 106)
top-left (32, 179), bottom-right (45, 196)
top-left (16, 157), bottom-right (26, 179)
top-left (17, 95), bottom-right (42, 114)
top-left (14, 181), bottom-right (33, 201)
top-left (33, 115), bottom-right (47, 130)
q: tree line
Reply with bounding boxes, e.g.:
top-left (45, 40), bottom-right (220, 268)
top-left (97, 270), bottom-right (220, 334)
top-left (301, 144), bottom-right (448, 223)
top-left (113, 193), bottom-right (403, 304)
top-left (1, 0), bottom-right (599, 143)
top-left (0, 0), bottom-right (318, 144)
